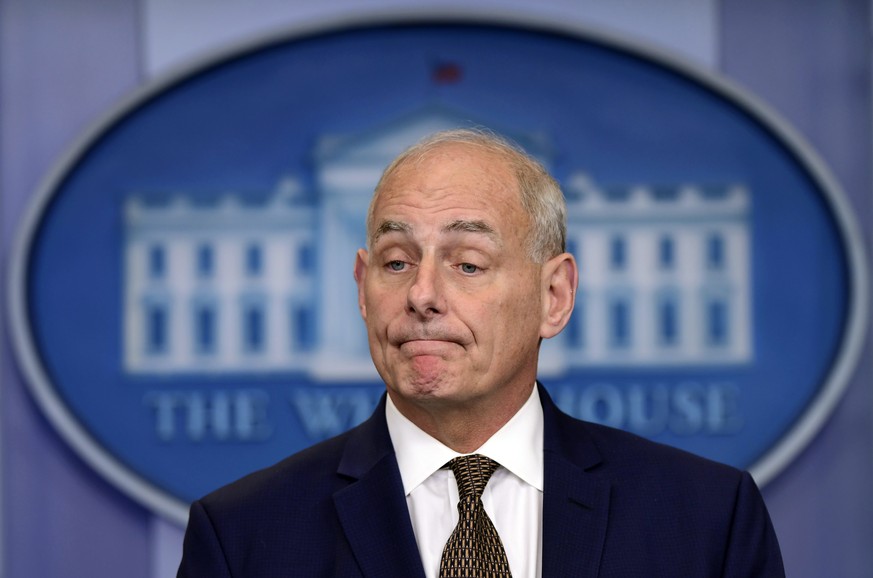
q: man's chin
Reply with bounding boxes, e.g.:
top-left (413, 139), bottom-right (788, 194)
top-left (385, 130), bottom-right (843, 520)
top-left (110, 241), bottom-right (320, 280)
top-left (407, 354), bottom-right (448, 382)
top-left (390, 375), bottom-right (466, 406)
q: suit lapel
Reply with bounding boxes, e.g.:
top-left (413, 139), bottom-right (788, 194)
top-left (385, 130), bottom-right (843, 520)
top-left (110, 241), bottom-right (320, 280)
top-left (540, 385), bottom-right (611, 577)
top-left (333, 396), bottom-right (426, 578)
top-left (331, 387), bottom-right (611, 577)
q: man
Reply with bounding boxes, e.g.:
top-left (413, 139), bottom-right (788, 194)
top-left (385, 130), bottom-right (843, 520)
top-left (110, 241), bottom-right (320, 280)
top-left (178, 129), bottom-right (784, 577)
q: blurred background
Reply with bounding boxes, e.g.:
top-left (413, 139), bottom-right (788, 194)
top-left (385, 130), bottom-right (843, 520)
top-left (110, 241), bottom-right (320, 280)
top-left (1, 0), bottom-right (871, 576)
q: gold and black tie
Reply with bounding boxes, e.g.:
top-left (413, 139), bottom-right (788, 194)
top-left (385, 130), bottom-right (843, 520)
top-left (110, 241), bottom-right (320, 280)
top-left (439, 454), bottom-right (512, 577)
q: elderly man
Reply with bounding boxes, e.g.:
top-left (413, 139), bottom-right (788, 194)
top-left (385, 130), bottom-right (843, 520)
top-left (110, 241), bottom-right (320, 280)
top-left (178, 129), bottom-right (784, 577)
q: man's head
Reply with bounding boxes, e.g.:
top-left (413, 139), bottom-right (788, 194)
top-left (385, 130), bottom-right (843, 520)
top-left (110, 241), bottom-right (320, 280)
top-left (367, 129), bottom-right (567, 263)
top-left (354, 128), bottom-right (577, 445)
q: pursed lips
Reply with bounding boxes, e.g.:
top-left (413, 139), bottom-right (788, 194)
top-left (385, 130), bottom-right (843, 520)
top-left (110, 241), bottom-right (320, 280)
top-left (398, 339), bottom-right (462, 356)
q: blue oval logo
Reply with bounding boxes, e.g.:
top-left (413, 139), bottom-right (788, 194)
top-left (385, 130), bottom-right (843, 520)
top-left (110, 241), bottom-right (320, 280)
top-left (8, 18), bottom-right (867, 523)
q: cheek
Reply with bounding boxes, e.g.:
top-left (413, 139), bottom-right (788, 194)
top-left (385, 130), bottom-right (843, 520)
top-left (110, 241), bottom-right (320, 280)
top-left (499, 285), bottom-right (542, 333)
top-left (365, 285), bottom-right (403, 320)
top-left (474, 296), bottom-right (524, 343)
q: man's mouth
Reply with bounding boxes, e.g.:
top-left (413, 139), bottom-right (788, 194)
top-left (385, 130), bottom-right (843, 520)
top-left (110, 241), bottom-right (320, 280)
top-left (398, 339), bottom-right (459, 356)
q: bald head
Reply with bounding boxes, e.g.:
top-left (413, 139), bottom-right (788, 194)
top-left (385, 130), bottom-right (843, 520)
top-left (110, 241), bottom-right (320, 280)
top-left (367, 128), bottom-right (567, 264)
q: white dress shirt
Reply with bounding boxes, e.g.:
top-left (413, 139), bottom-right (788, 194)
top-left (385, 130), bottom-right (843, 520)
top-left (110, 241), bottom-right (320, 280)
top-left (385, 386), bottom-right (544, 578)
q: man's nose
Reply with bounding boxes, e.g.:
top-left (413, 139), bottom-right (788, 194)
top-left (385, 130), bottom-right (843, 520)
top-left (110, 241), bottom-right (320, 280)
top-left (407, 258), bottom-right (444, 318)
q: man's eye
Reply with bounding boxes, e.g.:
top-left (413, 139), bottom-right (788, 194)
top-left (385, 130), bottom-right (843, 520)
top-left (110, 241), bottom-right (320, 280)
top-left (459, 263), bottom-right (479, 274)
top-left (387, 260), bottom-right (406, 271)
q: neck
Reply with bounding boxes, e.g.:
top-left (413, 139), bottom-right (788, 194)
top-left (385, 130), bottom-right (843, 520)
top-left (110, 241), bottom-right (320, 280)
top-left (389, 383), bottom-right (535, 453)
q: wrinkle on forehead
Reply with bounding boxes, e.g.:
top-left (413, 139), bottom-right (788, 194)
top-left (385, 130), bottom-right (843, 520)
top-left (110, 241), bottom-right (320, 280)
top-left (368, 144), bottom-right (526, 248)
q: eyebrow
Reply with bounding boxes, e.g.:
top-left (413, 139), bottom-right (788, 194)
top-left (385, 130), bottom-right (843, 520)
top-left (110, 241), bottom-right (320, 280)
top-left (372, 220), bottom-right (412, 245)
top-left (371, 218), bottom-right (500, 246)
top-left (443, 219), bottom-right (498, 240)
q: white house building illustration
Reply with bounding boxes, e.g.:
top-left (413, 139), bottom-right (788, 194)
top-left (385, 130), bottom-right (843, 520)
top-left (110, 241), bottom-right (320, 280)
top-left (559, 175), bottom-right (752, 367)
top-left (123, 108), bottom-right (752, 378)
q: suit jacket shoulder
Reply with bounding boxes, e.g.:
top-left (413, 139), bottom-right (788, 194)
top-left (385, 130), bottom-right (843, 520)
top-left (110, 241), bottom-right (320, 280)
top-left (538, 384), bottom-right (785, 577)
top-left (177, 396), bottom-right (424, 577)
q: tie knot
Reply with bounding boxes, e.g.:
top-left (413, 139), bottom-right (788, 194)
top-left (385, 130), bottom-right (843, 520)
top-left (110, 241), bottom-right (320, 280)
top-left (448, 454), bottom-right (500, 500)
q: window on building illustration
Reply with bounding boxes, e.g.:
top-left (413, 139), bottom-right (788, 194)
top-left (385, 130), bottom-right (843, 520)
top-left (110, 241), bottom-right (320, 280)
top-left (657, 295), bottom-right (679, 346)
top-left (243, 303), bottom-right (265, 352)
top-left (609, 236), bottom-right (627, 270)
top-left (196, 244), bottom-right (214, 278)
top-left (291, 304), bottom-right (314, 351)
top-left (609, 298), bottom-right (631, 349)
top-left (194, 304), bottom-right (216, 354)
top-left (246, 244), bottom-right (263, 277)
top-left (706, 234), bottom-right (726, 270)
top-left (659, 236), bottom-right (675, 270)
top-left (298, 242), bottom-right (315, 275)
top-left (146, 303), bottom-right (168, 354)
top-left (706, 298), bottom-right (729, 347)
top-left (148, 245), bottom-right (166, 279)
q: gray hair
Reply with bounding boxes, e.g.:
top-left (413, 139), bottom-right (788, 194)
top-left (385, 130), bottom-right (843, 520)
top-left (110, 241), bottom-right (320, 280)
top-left (367, 128), bottom-right (567, 263)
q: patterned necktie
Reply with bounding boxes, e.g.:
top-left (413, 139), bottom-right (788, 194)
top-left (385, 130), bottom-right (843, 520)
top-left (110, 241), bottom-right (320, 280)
top-left (439, 454), bottom-right (512, 577)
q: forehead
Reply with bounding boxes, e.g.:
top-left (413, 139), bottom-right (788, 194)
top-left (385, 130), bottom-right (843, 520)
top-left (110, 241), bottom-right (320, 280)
top-left (372, 143), bottom-right (525, 229)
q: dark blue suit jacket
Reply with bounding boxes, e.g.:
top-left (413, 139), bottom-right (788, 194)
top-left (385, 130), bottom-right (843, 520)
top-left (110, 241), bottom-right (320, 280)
top-left (178, 385), bottom-right (784, 577)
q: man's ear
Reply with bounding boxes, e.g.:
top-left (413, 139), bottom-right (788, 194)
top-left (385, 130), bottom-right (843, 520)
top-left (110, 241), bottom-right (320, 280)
top-left (353, 249), bottom-right (369, 320)
top-left (540, 252), bottom-right (578, 339)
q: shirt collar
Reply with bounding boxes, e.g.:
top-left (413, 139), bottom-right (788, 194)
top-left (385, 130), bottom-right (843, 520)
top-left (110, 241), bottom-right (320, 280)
top-left (385, 385), bottom-right (544, 495)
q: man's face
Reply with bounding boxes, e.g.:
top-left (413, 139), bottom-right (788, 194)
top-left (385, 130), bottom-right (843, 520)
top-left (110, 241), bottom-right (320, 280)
top-left (354, 144), bottom-right (549, 416)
